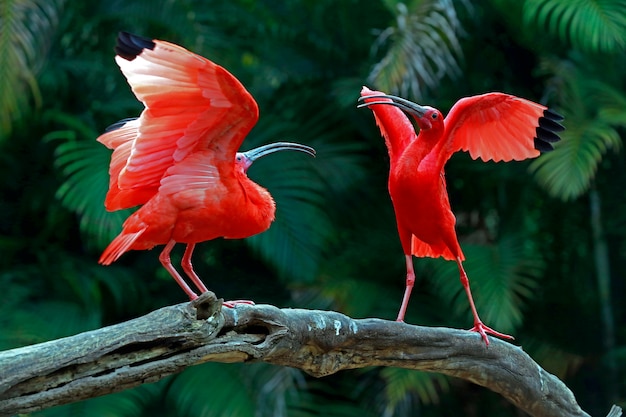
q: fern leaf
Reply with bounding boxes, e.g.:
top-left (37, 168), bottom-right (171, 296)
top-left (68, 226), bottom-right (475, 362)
top-left (524, 0), bottom-right (626, 52)
top-left (530, 120), bottom-right (621, 200)
top-left (52, 133), bottom-right (130, 249)
top-left (380, 368), bottom-right (449, 410)
top-left (246, 93), bottom-right (368, 284)
top-left (368, 0), bottom-right (469, 97)
top-left (0, 0), bottom-right (60, 139)
top-left (530, 59), bottom-right (625, 200)
top-left (429, 236), bottom-right (544, 332)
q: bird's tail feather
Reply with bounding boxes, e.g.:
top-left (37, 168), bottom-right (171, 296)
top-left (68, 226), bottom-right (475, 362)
top-left (411, 235), bottom-right (464, 261)
top-left (99, 229), bottom-right (146, 265)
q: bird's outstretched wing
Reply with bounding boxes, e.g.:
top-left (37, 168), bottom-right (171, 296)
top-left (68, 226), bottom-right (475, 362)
top-left (98, 32), bottom-right (259, 211)
top-left (445, 92), bottom-right (564, 163)
top-left (360, 87), bottom-right (417, 165)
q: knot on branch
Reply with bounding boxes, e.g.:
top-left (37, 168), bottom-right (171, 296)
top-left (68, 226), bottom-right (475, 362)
top-left (189, 291), bottom-right (223, 321)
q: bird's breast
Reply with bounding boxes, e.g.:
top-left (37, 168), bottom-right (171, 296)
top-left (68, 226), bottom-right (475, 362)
top-left (388, 163), bottom-right (452, 229)
top-left (169, 178), bottom-right (276, 243)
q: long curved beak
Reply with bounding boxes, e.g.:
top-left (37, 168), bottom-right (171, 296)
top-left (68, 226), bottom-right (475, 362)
top-left (242, 142), bottom-right (316, 162)
top-left (357, 94), bottom-right (428, 118)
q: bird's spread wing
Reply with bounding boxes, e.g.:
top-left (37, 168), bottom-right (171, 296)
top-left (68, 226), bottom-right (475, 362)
top-left (360, 87), bottom-right (417, 165)
top-left (158, 152), bottom-right (221, 209)
top-left (444, 93), bottom-right (563, 162)
top-left (98, 32), bottom-right (259, 211)
top-left (97, 118), bottom-right (158, 208)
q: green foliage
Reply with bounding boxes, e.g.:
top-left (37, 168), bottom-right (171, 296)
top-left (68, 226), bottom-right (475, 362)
top-left (167, 364), bottom-right (260, 417)
top-left (523, 0), bottom-right (626, 53)
top-left (0, 0), bottom-right (61, 140)
top-left (245, 93), bottom-right (368, 283)
top-left (2, 0), bottom-right (626, 415)
top-left (530, 58), bottom-right (625, 200)
top-left (367, 0), bottom-right (468, 97)
top-left (521, 337), bottom-right (585, 379)
top-left (429, 236), bottom-right (544, 333)
top-left (379, 368), bottom-right (449, 412)
top-left (49, 118), bottom-right (130, 248)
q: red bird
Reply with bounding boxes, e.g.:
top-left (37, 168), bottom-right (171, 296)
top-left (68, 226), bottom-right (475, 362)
top-left (358, 86), bottom-right (563, 345)
top-left (97, 32), bottom-right (315, 302)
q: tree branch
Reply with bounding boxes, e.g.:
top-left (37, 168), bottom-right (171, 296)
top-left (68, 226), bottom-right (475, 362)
top-left (0, 292), bottom-right (619, 417)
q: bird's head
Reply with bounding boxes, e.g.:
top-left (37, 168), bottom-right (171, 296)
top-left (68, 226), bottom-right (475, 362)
top-left (358, 93), bottom-right (442, 131)
top-left (235, 142), bottom-right (316, 173)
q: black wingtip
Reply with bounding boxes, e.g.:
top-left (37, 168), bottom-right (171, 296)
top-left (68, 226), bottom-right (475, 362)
top-left (105, 117), bottom-right (137, 132)
top-left (115, 31), bottom-right (156, 61)
top-left (544, 108), bottom-right (564, 122)
top-left (534, 108), bottom-right (565, 153)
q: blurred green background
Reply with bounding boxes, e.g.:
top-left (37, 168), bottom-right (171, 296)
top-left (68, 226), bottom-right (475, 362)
top-left (2, 0), bottom-right (626, 415)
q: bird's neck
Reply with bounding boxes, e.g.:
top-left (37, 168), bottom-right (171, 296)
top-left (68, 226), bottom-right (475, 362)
top-left (401, 128), bottom-right (448, 170)
top-left (235, 173), bottom-right (276, 234)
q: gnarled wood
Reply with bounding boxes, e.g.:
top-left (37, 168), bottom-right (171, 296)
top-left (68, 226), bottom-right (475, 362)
top-left (0, 292), bottom-right (618, 417)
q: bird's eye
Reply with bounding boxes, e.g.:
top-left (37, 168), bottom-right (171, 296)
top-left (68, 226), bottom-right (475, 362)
top-left (431, 112), bottom-right (438, 119)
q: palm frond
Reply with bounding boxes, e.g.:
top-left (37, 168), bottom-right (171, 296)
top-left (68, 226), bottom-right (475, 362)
top-left (367, 0), bottom-right (469, 98)
top-left (33, 381), bottom-right (162, 417)
top-left (379, 368), bottom-right (449, 413)
top-left (523, 0), bottom-right (626, 53)
top-left (167, 363), bottom-right (273, 417)
top-left (48, 117), bottom-right (130, 249)
top-left (530, 59), bottom-right (625, 201)
top-left (522, 337), bottom-right (585, 379)
top-left (530, 119), bottom-right (621, 200)
top-left (0, 0), bottom-right (61, 140)
top-left (289, 375), bottom-right (380, 417)
top-left (246, 364), bottom-right (306, 417)
top-left (429, 235), bottom-right (544, 332)
top-left (246, 92), bottom-right (368, 283)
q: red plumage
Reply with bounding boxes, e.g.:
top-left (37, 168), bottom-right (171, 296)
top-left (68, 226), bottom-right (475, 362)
top-left (98, 32), bottom-right (315, 301)
top-left (359, 86), bottom-right (563, 345)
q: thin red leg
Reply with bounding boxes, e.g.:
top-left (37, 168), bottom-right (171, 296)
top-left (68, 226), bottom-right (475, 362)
top-left (456, 257), bottom-right (513, 345)
top-left (181, 243), bottom-right (209, 294)
top-left (180, 243), bottom-right (254, 308)
top-left (159, 240), bottom-right (198, 300)
top-left (396, 255), bottom-right (415, 322)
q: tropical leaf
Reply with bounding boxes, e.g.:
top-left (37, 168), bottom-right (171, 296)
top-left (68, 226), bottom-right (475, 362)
top-left (246, 364), bottom-right (307, 417)
top-left (379, 368), bottom-right (449, 413)
top-left (164, 362), bottom-right (306, 417)
top-left (428, 235), bottom-right (544, 332)
top-left (243, 123), bottom-right (330, 282)
top-left (522, 337), bottom-right (585, 380)
top-left (246, 91), bottom-right (368, 283)
top-left (0, 0), bottom-right (61, 140)
top-left (0, 278), bottom-right (103, 348)
top-left (523, 0), bottom-right (626, 53)
top-left (288, 375), bottom-right (380, 417)
top-left (165, 363), bottom-right (257, 417)
top-left (530, 59), bottom-right (625, 201)
top-left (305, 274), bottom-right (399, 319)
top-left (50, 128), bottom-right (130, 249)
top-left (530, 118), bottom-right (622, 200)
top-left (32, 381), bottom-right (161, 417)
top-left (367, 0), bottom-right (470, 97)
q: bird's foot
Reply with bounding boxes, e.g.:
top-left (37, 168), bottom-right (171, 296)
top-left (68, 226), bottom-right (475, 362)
top-left (469, 322), bottom-right (514, 346)
top-left (223, 299), bottom-right (256, 308)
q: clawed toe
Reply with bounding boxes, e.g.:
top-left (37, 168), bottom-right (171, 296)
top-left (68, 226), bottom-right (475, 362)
top-left (469, 322), bottom-right (514, 346)
top-left (223, 299), bottom-right (255, 308)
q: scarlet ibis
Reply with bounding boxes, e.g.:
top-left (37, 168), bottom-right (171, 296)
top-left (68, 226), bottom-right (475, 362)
top-left (98, 32), bottom-right (315, 302)
top-left (358, 86), bottom-right (563, 345)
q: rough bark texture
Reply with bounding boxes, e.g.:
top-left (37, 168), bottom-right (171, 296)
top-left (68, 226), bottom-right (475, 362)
top-left (0, 292), bottom-right (619, 417)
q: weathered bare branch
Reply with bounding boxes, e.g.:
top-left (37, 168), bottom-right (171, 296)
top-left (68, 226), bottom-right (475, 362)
top-left (0, 292), bottom-right (618, 417)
